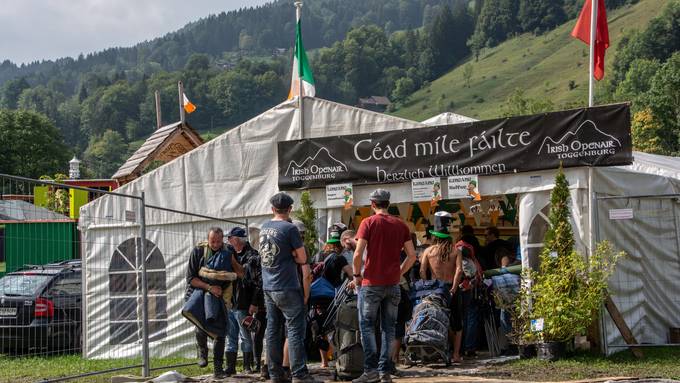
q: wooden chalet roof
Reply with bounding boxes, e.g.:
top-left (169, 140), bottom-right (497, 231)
top-left (112, 121), bottom-right (204, 184)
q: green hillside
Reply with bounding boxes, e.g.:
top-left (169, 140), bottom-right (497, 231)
top-left (391, 0), bottom-right (666, 121)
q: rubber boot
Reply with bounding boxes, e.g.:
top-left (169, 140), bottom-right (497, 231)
top-left (224, 351), bottom-right (237, 376)
top-left (195, 331), bottom-right (209, 368)
top-left (213, 337), bottom-right (226, 379)
top-left (242, 351), bottom-right (253, 374)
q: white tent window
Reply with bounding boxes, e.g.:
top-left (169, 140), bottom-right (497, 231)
top-left (108, 238), bottom-right (168, 345)
top-left (526, 204), bottom-right (551, 270)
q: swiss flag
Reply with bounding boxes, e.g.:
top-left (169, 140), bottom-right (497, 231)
top-left (571, 0), bottom-right (609, 80)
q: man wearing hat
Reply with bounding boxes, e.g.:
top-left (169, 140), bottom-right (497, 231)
top-left (226, 226), bottom-right (262, 374)
top-left (419, 211), bottom-right (463, 363)
top-left (352, 189), bottom-right (416, 383)
top-left (259, 192), bottom-right (316, 383)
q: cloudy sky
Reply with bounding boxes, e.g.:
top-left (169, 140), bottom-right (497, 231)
top-left (1, 0), bottom-right (272, 64)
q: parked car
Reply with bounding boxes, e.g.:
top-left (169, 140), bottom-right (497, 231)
top-left (0, 260), bottom-right (82, 354)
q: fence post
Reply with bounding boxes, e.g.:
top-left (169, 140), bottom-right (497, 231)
top-left (593, 193), bottom-right (609, 356)
top-left (139, 192), bottom-right (151, 377)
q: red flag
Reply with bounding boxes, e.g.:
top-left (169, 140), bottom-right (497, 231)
top-left (571, 0), bottom-right (609, 80)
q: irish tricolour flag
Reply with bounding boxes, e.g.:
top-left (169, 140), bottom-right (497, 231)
top-left (288, 6), bottom-right (315, 100)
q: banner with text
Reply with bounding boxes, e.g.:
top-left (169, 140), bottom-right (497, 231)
top-left (278, 103), bottom-right (632, 189)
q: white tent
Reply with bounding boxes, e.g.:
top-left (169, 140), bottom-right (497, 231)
top-left (79, 97), bottom-right (680, 358)
top-left (421, 111), bottom-right (478, 125)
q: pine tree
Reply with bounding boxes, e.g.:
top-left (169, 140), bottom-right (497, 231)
top-left (541, 164), bottom-right (574, 266)
top-left (293, 191), bottom-right (319, 258)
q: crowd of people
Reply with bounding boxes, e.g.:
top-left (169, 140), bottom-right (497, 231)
top-left (183, 189), bottom-right (520, 383)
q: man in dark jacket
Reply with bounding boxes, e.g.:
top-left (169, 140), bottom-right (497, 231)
top-left (480, 226), bottom-right (513, 271)
top-left (226, 226), bottom-right (264, 374)
top-left (185, 227), bottom-right (243, 378)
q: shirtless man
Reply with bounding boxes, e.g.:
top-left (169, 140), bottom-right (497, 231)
top-left (419, 211), bottom-right (464, 363)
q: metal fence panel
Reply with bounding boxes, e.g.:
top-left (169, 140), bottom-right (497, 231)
top-left (0, 174), bottom-right (247, 381)
top-left (596, 195), bottom-right (680, 352)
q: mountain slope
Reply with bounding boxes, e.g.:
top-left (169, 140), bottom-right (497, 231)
top-left (0, 0), bottom-right (452, 88)
top-left (390, 0), bottom-right (666, 121)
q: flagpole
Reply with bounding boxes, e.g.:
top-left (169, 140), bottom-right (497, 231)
top-left (295, 1), bottom-right (304, 139)
top-left (178, 81), bottom-right (186, 125)
top-left (588, 0), bottom-right (597, 107)
top-left (154, 90), bottom-right (162, 130)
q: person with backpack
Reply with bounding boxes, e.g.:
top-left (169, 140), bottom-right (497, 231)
top-left (351, 189), bottom-right (416, 383)
top-left (260, 193), bottom-right (317, 383)
top-left (184, 227), bottom-right (244, 378)
top-left (419, 211), bottom-right (463, 363)
top-left (312, 232), bottom-right (353, 368)
top-left (451, 234), bottom-right (484, 359)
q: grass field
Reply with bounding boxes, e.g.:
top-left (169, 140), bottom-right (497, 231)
top-left (0, 355), bottom-right (208, 383)
top-left (482, 347), bottom-right (680, 381)
top-left (390, 0), bottom-right (667, 121)
top-left (3, 348), bottom-right (680, 382)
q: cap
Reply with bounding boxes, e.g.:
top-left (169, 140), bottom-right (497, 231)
top-left (292, 220), bottom-right (306, 233)
top-left (369, 188), bottom-right (390, 202)
top-left (227, 227), bottom-right (247, 238)
top-left (270, 192), bottom-right (294, 209)
top-left (429, 211), bottom-right (453, 239)
top-left (326, 232), bottom-right (341, 244)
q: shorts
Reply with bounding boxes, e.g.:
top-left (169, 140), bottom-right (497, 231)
top-left (449, 288), bottom-right (463, 332)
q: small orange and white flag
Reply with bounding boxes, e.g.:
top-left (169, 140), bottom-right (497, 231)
top-left (183, 93), bottom-right (196, 114)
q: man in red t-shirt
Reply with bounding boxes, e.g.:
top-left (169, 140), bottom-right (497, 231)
top-left (351, 189), bottom-right (416, 383)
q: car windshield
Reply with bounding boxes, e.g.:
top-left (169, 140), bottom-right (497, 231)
top-left (0, 274), bottom-right (51, 296)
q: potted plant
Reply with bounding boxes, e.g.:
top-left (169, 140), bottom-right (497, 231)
top-left (492, 270), bottom-right (538, 359)
top-left (517, 166), bottom-right (623, 361)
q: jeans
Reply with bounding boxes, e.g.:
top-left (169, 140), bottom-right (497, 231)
top-left (264, 289), bottom-right (308, 379)
top-left (227, 309), bottom-right (254, 353)
top-left (358, 284), bottom-right (400, 374)
top-left (461, 290), bottom-right (479, 352)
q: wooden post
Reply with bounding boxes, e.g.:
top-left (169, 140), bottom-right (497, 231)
top-left (154, 91), bottom-right (162, 130)
top-left (178, 81), bottom-right (186, 125)
top-left (604, 292), bottom-right (644, 358)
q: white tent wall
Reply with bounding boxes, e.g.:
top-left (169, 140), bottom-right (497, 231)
top-left (78, 94), bottom-right (680, 358)
top-left (81, 216), bottom-right (244, 359)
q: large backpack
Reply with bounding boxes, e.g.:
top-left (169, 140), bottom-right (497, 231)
top-left (332, 294), bottom-right (364, 381)
top-left (404, 296), bottom-right (451, 366)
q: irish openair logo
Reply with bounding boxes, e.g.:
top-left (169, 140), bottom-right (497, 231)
top-left (538, 120), bottom-right (621, 160)
top-left (285, 147), bottom-right (348, 182)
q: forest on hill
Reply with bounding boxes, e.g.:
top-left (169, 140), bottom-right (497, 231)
top-left (2, 0), bottom-right (669, 180)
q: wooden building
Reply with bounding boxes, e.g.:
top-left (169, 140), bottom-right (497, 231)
top-left (112, 122), bottom-right (204, 186)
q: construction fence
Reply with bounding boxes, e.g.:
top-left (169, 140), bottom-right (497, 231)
top-left (0, 174), bottom-right (247, 381)
top-left (595, 193), bottom-right (680, 354)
